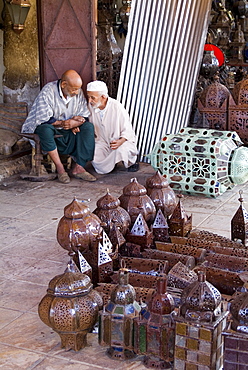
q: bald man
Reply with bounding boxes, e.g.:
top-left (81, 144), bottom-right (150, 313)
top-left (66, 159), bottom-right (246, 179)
top-left (22, 70), bottom-right (96, 183)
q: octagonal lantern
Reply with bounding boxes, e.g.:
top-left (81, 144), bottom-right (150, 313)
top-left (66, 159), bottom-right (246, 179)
top-left (57, 197), bottom-right (102, 254)
top-left (38, 259), bottom-right (103, 351)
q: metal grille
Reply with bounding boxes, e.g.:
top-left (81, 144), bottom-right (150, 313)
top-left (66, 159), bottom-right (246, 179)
top-left (117, 0), bottom-right (212, 162)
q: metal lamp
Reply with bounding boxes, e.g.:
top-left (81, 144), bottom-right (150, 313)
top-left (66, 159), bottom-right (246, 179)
top-left (6, 0), bottom-right (31, 34)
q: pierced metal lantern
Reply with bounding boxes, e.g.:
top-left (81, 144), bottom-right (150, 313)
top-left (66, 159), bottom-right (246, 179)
top-left (38, 259), bottom-right (103, 351)
top-left (168, 195), bottom-right (192, 237)
top-left (223, 289), bottom-right (248, 370)
top-left (197, 76), bottom-right (230, 131)
top-left (134, 275), bottom-right (175, 369)
top-left (174, 270), bottom-right (228, 370)
top-left (229, 77), bottom-right (248, 146)
top-left (98, 265), bottom-right (141, 360)
top-left (119, 177), bottom-right (156, 226)
top-left (93, 189), bottom-right (131, 235)
top-left (231, 190), bottom-right (248, 246)
top-left (145, 171), bottom-right (177, 217)
top-left (83, 230), bottom-right (114, 286)
top-left (151, 209), bottom-right (170, 243)
top-left (57, 197), bottom-right (102, 254)
top-left (125, 213), bottom-right (154, 250)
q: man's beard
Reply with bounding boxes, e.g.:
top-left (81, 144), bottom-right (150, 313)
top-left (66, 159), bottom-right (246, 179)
top-left (92, 101), bottom-right (101, 109)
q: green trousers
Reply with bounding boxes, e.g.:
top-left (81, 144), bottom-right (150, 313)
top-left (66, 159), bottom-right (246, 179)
top-left (35, 122), bottom-right (95, 168)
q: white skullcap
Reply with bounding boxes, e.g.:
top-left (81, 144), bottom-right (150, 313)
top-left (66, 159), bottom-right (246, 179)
top-left (87, 80), bottom-right (108, 95)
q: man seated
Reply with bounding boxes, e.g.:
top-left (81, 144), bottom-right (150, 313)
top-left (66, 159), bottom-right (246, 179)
top-left (86, 80), bottom-right (139, 174)
top-left (21, 69), bottom-right (96, 183)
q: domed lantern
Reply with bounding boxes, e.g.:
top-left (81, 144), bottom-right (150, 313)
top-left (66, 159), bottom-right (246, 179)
top-left (119, 177), bottom-right (156, 226)
top-left (134, 274), bottom-right (176, 369)
top-left (174, 270), bottom-right (228, 370)
top-left (57, 197), bottom-right (102, 254)
top-left (38, 259), bottom-right (103, 351)
top-left (98, 265), bottom-right (141, 360)
top-left (145, 171), bottom-right (177, 217)
top-left (93, 189), bottom-right (131, 235)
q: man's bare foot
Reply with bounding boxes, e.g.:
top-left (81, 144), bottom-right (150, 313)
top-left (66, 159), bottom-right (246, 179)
top-left (72, 163), bottom-right (86, 174)
top-left (72, 163), bottom-right (96, 181)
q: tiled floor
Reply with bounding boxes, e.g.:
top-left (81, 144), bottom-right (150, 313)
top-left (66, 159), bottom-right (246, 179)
top-left (0, 162), bottom-right (247, 369)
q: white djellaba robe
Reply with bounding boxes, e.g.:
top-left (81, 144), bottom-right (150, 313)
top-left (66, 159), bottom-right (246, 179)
top-left (89, 97), bottom-right (138, 174)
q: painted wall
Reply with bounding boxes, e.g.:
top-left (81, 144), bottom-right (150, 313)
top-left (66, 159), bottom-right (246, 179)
top-left (2, 0), bottom-right (39, 110)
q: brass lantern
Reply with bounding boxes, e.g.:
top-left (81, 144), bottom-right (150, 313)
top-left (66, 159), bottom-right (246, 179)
top-left (38, 259), bottom-right (103, 351)
top-left (6, 0), bottom-right (31, 34)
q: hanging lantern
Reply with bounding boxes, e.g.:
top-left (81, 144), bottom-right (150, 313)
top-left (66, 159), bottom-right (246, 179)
top-left (38, 259), bottom-right (103, 351)
top-left (98, 265), bottom-right (141, 360)
top-left (6, 0), bottom-right (31, 34)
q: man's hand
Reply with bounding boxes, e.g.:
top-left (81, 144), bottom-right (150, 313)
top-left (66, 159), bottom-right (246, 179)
top-left (110, 137), bottom-right (127, 150)
top-left (72, 127), bottom-right (80, 135)
top-left (62, 117), bottom-right (85, 130)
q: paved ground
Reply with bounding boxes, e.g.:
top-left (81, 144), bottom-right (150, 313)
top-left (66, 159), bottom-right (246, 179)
top-left (0, 162), bottom-right (247, 369)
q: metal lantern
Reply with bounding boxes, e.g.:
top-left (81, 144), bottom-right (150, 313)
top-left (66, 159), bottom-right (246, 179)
top-left (200, 50), bottom-right (219, 78)
top-left (223, 288), bottom-right (248, 370)
top-left (197, 76), bottom-right (230, 131)
top-left (231, 190), bottom-right (248, 246)
top-left (125, 212), bottom-right (154, 250)
top-left (229, 77), bottom-right (248, 146)
top-left (134, 274), bottom-right (175, 369)
top-left (152, 209), bottom-right (170, 243)
top-left (93, 189), bottom-right (131, 235)
top-left (119, 177), bottom-right (156, 226)
top-left (145, 171), bottom-right (177, 217)
top-left (56, 197), bottom-right (102, 254)
top-left (98, 265), bottom-right (141, 360)
top-left (38, 259), bottom-right (103, 351)
top-left (174, 270), bottom-right (228, 370)
top-left (6, 0), bottom-right (31, 34)
top-left (168, 195), bottom-right (192, 237)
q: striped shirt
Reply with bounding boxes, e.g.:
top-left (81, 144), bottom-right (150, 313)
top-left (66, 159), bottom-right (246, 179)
top-left (22, 80), bottom-right (89, 133)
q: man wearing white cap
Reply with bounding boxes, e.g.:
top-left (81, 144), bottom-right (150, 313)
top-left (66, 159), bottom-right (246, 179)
top-left (86, 80), bottom-right (138, 174)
